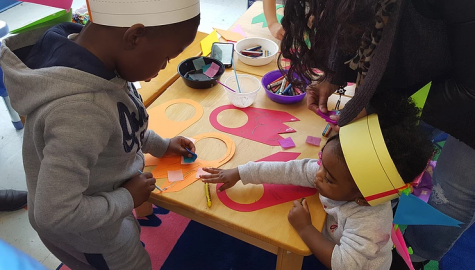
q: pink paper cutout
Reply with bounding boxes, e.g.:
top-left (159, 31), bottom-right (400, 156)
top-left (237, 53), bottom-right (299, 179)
top-left (22, 0), bottom-right (72, 10)
top-left (196, 168), bottom-right (210, 179)
top-left (278, 137), bottom-right (295, 149)
top-left (231, 24), bottom-right (247, 38)
top-left (168, 170), bottom-right (184, 182)
top-left (306, 136), bottom-right (321, 146)
top-left (217, 152), bottom-right (317, 212)
top-left (204, 62), bottom-right (220, 78)
top-left (392, 227), bottom-right (415, 270)
top-left (209, 105), bottom-right (299, 146)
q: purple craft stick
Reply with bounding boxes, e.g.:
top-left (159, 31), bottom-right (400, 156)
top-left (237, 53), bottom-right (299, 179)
top-left (216, 80), bottom-right (236, 92)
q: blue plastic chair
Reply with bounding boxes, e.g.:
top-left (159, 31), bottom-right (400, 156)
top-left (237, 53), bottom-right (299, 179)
top-left (0, 20), bottom-right (23, 130)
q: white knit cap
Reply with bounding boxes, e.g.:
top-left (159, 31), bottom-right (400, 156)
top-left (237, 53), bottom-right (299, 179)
top-left (86, 0), bottom-right (200, 27)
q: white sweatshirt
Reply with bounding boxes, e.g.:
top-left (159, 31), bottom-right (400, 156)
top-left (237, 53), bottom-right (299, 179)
top-left (238, 159), bottom-right (393, 270)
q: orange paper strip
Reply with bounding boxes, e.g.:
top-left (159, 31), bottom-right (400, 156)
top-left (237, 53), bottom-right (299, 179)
top-left (147, 99), bottom-right (203, 138)
top-left (214, 28), bottom-right (245, 42)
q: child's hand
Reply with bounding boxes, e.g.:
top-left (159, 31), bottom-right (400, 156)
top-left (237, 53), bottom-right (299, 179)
top-left (122, 172), bottom-right (156, 208)
top-left (269, 22), bottom-right (285, 40)
top-left (288, 199), bottom-right (312, 233)
top-left (200, 167), bottom-right (240, 192)
top-left (165, 136), bottom-right (196, 158)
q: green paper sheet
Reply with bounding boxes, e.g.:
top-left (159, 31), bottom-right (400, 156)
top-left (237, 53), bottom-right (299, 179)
top-left (251, 5), bottom-right (284, 28)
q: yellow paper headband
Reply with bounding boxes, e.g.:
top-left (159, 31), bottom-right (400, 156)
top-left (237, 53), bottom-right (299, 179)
top-left (340, 114), bottom-right (406, 206)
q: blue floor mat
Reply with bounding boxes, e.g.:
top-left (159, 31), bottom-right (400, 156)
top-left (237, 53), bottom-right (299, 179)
top-left (162, 221), bottom-right (328, 270)
top-left (440, 223), bottom-right (475, 270)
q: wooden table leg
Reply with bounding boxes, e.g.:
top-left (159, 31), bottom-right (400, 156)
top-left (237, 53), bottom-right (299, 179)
top-left (135, 202), bottom-right (153, 217)
top-left (276, 248), bottom-right (304, 270)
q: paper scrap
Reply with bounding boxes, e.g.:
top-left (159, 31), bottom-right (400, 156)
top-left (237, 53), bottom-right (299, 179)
top-left (188, 73), bottom-right (210, 81)
top-left (192, 57), bottom-right (206, 71)
top-left (132, 82), bottom-right (142, 90)
top-left (196, 168), bottom-right (210, 179)
top-left (202, 64), bottom-right (211, 73)
top-left (306, 136), bottom-right (321, 146)
top-left (21, 0), bottom-right (73, 10)
top-left (182, 149), bottom-right (198, 164)
top-left (215, 28), bottom-right (245, 42)
top-left (181, 155), bottom-right (197, 164)
top-left (231, 24), bottom-right (247, 38)
top-left (393, 194), bottom-right (463, 227)
top-left (168, 170), bottom-right (184, 182)
top-left (278, 137), bottom-right (296, 149)
top-left (391, 227), bottom-right (415, 270)
top-left (204, 62), bottom-right (220, 78)
top-left (185, 137), bottom-right (197, 144)
top-left (200, 30), bottom-right (219, 56)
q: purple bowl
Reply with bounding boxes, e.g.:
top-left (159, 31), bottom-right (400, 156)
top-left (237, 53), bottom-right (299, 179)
top-left (261, 69), bottom-right (308, 104)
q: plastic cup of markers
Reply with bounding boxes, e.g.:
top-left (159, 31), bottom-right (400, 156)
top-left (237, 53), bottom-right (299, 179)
top-left (223, 74), bottom-right (261, 108)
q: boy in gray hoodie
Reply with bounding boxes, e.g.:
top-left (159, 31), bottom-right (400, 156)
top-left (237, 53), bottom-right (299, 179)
top-left (0, 1), bottom-right (201, 269)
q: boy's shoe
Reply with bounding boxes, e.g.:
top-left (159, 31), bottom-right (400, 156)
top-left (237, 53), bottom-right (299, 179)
top-left (0, 190), bottom-right (27, 211)
top-left (390, 249), bottom-right (430, 270)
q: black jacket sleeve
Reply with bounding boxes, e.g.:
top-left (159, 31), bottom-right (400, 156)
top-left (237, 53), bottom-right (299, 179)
top-left (420, 0), bottom-right (475, 149)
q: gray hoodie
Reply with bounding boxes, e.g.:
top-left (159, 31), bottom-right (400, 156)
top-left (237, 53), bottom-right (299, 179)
top-left (0, 26), bottom-right (169, 253)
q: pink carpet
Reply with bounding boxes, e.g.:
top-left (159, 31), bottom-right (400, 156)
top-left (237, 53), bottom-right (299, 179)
top-left (58, 206), bottom-right (190, 270)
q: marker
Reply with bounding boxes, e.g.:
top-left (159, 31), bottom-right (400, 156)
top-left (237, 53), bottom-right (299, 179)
top-left (205, 182), bottom-right (212, 208)
top-left (276, 78), bottom-right (287, 94)
top-left (267, 80), bottom-right (283, 90)
top-left (322, 124), bottom-right (332, 137)
top-left (246, 45), bottom-right (262, 51)
top-left (269, 75), bottom-right (285, 85)
top-left (139, 170), bottom-right (164, 192)
top-left (282, 84), bottom-right (292, 95)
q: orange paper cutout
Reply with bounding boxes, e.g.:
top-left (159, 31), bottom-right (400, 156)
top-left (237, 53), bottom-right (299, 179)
top-left (214, 28), bottom-right (245, 42)
top-left (147, 132), bottom-right (236, 193)
top-left (147, 99), bottom-right (203, 138)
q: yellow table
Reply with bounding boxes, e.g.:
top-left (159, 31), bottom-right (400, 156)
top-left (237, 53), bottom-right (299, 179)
top-left (135, 3), bottom-right (353, 269)
top-left (137, 31), bottom-right (207, 107)
top-left (144, 67), bottom-right (350, 269)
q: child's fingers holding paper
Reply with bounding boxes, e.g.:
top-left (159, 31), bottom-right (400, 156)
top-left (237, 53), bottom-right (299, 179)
top-left (180, 137), bottom-right (196, 154)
